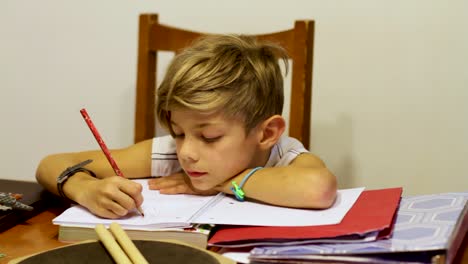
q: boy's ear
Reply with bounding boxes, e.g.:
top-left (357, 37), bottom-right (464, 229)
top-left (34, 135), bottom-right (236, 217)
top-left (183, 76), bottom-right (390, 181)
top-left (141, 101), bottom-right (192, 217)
top-left (257, 115), bottom-right (286, 149)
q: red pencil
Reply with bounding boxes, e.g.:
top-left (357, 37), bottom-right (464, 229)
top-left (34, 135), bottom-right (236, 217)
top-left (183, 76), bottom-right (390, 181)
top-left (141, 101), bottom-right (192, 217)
top-left (80, 108), bottom-right (144, 217)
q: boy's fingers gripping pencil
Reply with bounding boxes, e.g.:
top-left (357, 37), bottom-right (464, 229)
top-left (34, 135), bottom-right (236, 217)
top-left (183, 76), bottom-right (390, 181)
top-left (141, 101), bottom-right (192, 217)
top-left (80, 108), bottom-right (145, 217)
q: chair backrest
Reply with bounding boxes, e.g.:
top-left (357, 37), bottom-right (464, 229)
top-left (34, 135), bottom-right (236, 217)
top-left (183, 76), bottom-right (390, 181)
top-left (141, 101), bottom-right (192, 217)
top-left (134, 14), bottom-right (314, 149)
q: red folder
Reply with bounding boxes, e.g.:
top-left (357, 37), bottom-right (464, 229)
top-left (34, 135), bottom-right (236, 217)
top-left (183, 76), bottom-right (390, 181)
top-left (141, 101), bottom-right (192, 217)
top-left (208, 187), bottom-right (402, 246)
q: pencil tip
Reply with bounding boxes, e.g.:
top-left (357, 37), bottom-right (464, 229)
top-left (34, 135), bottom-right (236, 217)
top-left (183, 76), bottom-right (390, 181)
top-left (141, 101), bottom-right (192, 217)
top-left (137, 207), bottom-right (145, 217)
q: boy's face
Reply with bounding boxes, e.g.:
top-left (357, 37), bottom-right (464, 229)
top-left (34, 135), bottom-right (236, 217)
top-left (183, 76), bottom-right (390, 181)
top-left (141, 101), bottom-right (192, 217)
top-left (170, 109), bottom-right (264, 191)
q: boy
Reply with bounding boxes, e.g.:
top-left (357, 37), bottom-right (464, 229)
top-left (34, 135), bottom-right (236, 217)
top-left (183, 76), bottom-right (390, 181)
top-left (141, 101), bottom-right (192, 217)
top-left (36, 35), bottom-right (337, 219)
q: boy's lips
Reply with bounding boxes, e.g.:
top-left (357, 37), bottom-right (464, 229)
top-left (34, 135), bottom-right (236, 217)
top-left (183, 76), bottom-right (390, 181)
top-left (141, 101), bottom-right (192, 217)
top-left (186, 171), bottom-right (207, 178)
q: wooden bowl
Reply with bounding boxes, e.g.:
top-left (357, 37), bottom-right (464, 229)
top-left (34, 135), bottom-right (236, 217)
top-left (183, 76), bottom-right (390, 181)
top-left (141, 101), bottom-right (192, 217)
top-left (10, 240), bottom-right (234, 264)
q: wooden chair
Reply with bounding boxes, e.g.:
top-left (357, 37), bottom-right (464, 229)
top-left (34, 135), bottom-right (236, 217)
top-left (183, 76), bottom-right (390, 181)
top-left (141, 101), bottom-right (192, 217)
top-left (134, 14), bottom-right (315, 149)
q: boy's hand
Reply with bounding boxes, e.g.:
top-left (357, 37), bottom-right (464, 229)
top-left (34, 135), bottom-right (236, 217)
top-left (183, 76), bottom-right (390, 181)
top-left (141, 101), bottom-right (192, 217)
top-left (75, 176), bottom-right (144, 219)
top-left (148, 172), bottom-right (218, 196)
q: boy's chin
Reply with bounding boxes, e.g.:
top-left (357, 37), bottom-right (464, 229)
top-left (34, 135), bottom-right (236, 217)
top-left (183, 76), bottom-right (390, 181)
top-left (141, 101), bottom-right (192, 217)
top-left (191, 183), bottom-right (218, 195)
top-left (193, 185), bottom-right (211, 192)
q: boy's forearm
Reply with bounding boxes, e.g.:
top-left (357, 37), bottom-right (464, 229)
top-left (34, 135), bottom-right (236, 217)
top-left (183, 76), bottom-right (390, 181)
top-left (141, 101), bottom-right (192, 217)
top-left (36, 141), bottom-right (152, 200)
top-left (35, 154), bottom-right (96, 197)
top-left (217, 166), bottom-right (337, 209)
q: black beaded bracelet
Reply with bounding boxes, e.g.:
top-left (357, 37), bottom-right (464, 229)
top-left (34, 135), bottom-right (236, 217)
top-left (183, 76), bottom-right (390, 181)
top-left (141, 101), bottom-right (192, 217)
top-left (56, 159), bottom-right (96, 200)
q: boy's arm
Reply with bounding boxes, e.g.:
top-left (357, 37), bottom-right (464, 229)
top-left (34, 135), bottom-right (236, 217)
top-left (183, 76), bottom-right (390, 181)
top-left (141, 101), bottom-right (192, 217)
top-left (216, 153), bottom-right (337, 209)
top-left (35, 139), bottom-right (153, 218)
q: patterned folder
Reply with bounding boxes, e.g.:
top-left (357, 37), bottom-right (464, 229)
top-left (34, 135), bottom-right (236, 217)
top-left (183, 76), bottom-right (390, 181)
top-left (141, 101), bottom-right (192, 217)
top-left (250, 192), bottom-right (468, 264)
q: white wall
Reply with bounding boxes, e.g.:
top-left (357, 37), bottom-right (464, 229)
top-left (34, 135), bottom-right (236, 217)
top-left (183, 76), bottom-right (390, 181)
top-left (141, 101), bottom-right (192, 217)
top-left (1, 0), bottom-right (467, 195)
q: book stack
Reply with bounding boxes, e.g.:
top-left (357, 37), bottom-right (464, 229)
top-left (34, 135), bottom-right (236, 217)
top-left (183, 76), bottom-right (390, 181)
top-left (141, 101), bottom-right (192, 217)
top-left (57, 224), bottom-right (214, 249)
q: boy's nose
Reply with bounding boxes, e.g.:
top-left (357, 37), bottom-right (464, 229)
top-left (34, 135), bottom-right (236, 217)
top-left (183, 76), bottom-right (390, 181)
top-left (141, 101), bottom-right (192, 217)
top-left (178, 138), bottom-right (199, 162)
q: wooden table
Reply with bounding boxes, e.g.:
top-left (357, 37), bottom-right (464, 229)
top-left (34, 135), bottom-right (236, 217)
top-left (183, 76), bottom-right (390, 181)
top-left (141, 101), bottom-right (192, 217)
top-left (1, 207), bottom-right (467, 264)
top-left (0, 207), bottom-right (68, 264)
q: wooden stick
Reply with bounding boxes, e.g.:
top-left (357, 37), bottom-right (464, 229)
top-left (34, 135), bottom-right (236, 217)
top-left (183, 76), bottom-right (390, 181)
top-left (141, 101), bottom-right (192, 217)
top-left (110, 222), bottom-right (149, 264)
top-left (95, 224), bottom-right (132, 264)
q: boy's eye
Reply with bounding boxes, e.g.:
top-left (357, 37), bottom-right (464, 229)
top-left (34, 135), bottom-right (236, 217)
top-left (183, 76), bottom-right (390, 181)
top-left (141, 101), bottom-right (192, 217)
top-left (202, 136), bottom-right (222, 143)
top-left (174, 133), bottom-right (185, 139)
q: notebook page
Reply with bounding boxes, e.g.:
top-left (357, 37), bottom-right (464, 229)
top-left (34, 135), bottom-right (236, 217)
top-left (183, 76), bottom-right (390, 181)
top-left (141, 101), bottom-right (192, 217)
top-left (194, 187), bottom-right (365, 226)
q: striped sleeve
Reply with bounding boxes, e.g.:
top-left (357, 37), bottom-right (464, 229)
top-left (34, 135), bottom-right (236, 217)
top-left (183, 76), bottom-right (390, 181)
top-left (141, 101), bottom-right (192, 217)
top-left (151, 135), bottom-right (182, 177)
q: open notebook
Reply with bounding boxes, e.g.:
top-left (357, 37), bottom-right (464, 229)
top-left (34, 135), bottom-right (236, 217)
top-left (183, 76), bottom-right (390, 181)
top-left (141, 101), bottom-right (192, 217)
top-left (53, 179), bottom-right (364, 230)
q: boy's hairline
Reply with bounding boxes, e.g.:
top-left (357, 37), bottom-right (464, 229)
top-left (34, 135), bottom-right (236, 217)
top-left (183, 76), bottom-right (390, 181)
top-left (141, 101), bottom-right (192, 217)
top-left (162, 107), bottom-right (265, 137)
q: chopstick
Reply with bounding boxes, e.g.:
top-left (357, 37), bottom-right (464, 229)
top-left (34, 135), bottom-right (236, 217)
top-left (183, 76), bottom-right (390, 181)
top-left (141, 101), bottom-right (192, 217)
top-left (95, 223), bottom-right (149, 264)
top-left (109, 222), bottom-right (149, 264)
top-left (95, 224), bottom-right (132, 264)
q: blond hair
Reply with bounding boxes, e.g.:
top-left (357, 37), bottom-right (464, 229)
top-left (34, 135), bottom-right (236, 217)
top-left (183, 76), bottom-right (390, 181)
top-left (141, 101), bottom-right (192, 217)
top-left (156, 34), bottom-right (288, 134)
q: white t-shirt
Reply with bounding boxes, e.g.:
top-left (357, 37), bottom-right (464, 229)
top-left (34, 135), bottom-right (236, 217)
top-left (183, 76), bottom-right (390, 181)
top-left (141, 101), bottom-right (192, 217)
top-left (151, 135), bottom-right (309, 177)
